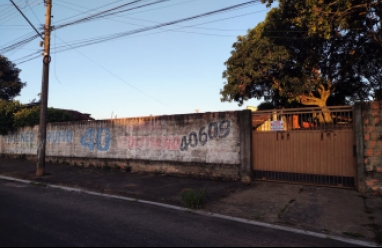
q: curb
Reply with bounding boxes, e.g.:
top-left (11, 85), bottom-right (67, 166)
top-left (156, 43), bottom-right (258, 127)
top-left (0, 175), bottom-right (379, 247)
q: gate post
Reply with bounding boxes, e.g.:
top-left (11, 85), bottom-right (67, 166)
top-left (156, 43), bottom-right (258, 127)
top-left (239, 110), bottom-right (252, 185)
top-left (354, 103), bottom-right (367, 193)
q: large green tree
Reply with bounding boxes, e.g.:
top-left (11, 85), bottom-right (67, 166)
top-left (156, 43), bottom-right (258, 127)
top-left (0, 100), bottom-right (21, 135)
top-left (0, 55), bottom-right (26, 101)
top-left (221, 0), bottom-right (382, 123)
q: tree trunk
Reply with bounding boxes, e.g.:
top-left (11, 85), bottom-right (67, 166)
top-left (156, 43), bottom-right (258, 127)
top-left (300, 84), bottom-right (332, 124)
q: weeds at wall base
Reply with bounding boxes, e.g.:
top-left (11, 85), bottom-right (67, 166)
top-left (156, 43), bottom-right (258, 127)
top-left (180, 188), bottom-right (206, 209)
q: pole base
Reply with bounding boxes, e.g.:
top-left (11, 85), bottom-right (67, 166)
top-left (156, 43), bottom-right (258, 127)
top-left (36, 167), bottom-right (45, 177)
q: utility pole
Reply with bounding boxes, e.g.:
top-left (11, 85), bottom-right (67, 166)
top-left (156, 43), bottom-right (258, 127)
top-left (36, 0), bottom-right (53, 177)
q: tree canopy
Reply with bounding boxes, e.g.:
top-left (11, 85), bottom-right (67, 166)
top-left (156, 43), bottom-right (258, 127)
top-left (221, 0), bottom-right (382, 112)
top-left (0, 100), bottom-right (75, 135)
top-left (0, 100), bottom-right (21, 135)
top-left (0, 55), bottom-right (26, 101)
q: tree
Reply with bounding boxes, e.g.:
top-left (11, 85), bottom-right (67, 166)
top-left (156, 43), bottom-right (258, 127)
top-left (13, 107), bottom-right (75, 129)
top-left (0, 55), bottom-right (26, 101)
top-left (0, 100), bottom-right (21, 135)
top-left (221, 1), bottom-right (382, 123)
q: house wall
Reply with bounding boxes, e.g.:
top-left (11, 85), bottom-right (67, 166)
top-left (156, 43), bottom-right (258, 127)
top-left (0, 110), bottom-right (252, 181)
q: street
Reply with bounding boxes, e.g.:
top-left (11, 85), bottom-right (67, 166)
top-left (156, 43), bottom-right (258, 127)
top-left (0, 179), bottom-right (357, 247)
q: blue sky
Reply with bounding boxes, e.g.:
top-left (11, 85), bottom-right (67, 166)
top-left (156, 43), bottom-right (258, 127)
top-left (1, 0), bottom-right (272, 119)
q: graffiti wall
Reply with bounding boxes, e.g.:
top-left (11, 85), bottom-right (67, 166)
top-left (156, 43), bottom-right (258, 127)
top-left (0, 112), bottom-right (244, 165)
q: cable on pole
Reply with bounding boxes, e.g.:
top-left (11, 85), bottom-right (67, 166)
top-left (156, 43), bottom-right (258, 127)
top-left (9, 0), bottom-right (44, 40)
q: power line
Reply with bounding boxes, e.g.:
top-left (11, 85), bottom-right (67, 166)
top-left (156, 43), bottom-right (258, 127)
top-left (54, 33), bottom-right (182, 112)
top-left (6, 1), bottom-right (263, 61)
top-left (27, 0), bottom-right (42, 26)
top-left (11, 7), bottom-right (266, 63)
top-left (50, 1), bottom-right (260, 51)
top-left (8, 0), bottom-right (43, 39)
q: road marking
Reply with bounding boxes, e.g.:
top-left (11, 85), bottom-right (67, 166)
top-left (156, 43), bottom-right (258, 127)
top-left (0, 175), bottom-right (379, 247)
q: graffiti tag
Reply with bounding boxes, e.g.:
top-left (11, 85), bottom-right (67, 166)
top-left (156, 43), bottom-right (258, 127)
top-left (117, 136), bottom-right (180, 151)
top-left (47, 130), bottom-right (74, 143)
top-left (80, 128), bottom-right (111, 152)
top-left (180, 120), bottom-right (231, 151)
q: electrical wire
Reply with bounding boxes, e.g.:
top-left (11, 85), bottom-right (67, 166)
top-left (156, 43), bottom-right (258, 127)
top-left (8, 0), bottom-right (43, 39)
top-left (7, 0), bottom-right (263, 62)
top-left (54, 33), bottom-right (182, 111)
top-left (12, 7), bottom-right (266, 63)
top-left (27, 0), bottom-right (42, 26)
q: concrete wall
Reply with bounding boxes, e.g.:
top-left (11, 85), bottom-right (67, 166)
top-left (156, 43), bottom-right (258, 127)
top-left (0, 111), bottom-right (252, 181)
top-left (355, 101), bottom-right (382, 195)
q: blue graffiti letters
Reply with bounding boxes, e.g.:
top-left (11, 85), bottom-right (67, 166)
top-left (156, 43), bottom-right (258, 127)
top-left (4, 132), bottom-right (35, 144)
top-left (80, 128), bottom-right (95, 151)
top-left (80, 128), bottom-right (111, 152)
top-left (96, 128), bottom-right (111, 152)
top-left (46, 130), bottom-right (74, 143)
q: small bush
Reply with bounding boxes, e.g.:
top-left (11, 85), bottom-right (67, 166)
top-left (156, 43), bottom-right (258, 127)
top-left (124, 165), bottom-right (132, 173)
top-left (180, 188), bottom-right (206, 209)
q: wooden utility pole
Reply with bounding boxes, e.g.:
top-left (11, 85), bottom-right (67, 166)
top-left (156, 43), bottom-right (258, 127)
top-left (36, 0), bottom-right (53, 177)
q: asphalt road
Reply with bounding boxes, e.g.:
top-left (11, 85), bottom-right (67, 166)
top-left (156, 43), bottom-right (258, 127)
top-left (0, 179), bottom-right (358, 247)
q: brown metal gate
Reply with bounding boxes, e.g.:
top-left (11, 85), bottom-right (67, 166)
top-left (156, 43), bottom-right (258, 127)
top-left (252, 106), bottom-right (356, 188)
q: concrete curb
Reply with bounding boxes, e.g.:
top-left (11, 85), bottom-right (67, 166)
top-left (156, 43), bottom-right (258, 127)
top-left (0, 175), bottom-right (379, 247)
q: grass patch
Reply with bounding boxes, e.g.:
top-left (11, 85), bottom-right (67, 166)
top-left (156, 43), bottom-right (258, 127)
top-left (342, 232), bottom-right (365, 239)
top-left (180, 188), bottom-right (206, 209)
top-left (29, 182), bottom-right (47, 187)
top-left (253, 214), bottom-right (262, 221)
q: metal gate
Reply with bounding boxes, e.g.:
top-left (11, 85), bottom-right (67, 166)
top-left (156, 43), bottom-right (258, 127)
top-left (252, 106), bottom-right (356, 188)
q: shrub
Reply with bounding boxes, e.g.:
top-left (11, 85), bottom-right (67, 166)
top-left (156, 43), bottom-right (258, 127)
top-left (0, 100), bottom-right (21, 135)
top-left (13, 107), bottom-right (74, 129)
top-left (180, 188), bottom-right (206, 209)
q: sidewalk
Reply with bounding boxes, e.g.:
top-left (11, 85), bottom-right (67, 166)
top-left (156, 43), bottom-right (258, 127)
top-left (1, 157), bottom-right (381, 245)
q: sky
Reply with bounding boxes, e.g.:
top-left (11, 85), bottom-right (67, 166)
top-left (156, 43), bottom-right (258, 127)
top-left (1, 0), bottom-right (273, 120)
